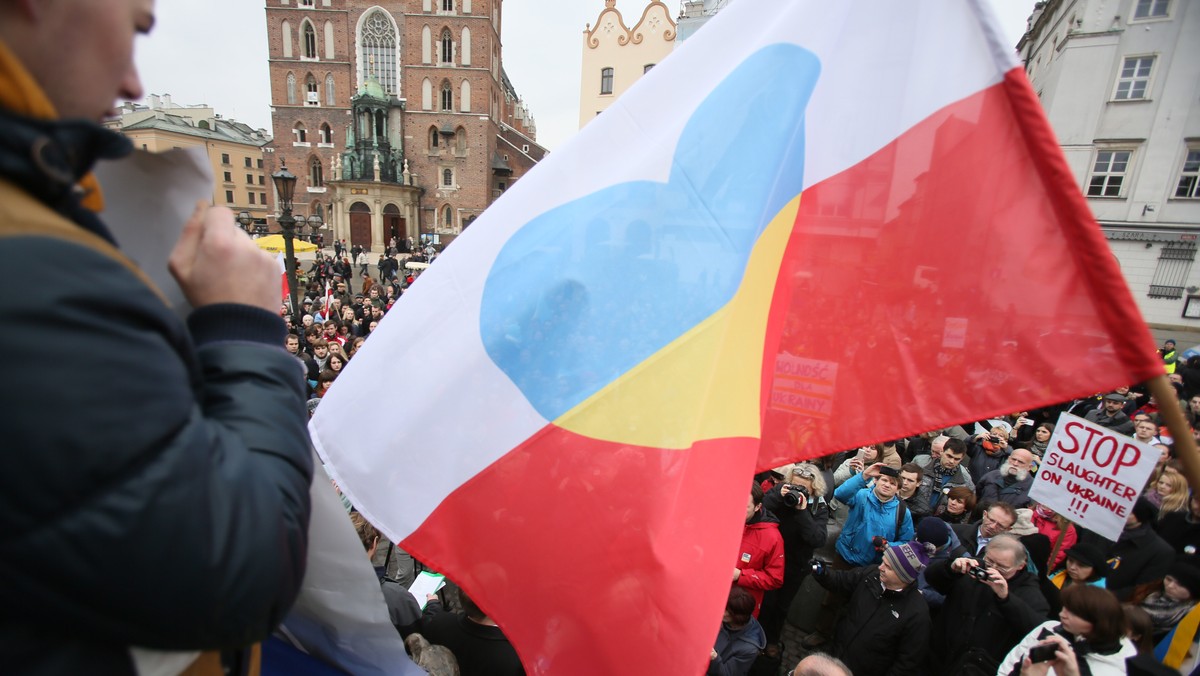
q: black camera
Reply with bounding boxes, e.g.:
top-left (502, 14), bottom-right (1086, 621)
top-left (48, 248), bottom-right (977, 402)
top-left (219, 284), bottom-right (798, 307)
top-left (988, 434), bottom-right (1001, 443)
top-left (1027, 643), bottom-right (1058, 663)
top-left (967, 563), bottom-right (991, 581)
top-left (809, 559), bottom-right (826, 576)
top-left (782, 484), bottom-right (810, 507)
top-left (871, 536), bottom-right (888, 552)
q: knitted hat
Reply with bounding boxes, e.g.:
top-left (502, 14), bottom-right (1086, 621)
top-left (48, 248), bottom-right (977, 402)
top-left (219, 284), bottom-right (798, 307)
top-left (882, 540), bottom-right (933, 586)
top-left (1168, 558), bottom-right (1200, 600)
top-left (1009, 508), bottom-right (1038, 536)
top-left (1063, 542), bottom-right (1108, 577)
top-left (1131, 497), bottom-right (1159, 525)
top-left (915, 517), bottom-right (951, 549)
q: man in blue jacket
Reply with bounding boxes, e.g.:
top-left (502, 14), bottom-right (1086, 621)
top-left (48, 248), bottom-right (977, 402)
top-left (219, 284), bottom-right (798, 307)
top-left (834, 463), bottom-right (915, 566)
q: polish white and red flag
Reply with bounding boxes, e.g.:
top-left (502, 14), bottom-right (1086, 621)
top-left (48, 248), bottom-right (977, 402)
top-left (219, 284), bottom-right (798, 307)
top-left (312, 1), bottom-right (1162, 674)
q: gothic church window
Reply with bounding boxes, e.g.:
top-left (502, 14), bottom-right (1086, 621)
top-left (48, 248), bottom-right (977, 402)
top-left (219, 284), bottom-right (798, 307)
top-left (303, 21), bottom-right (317, 59)
top-left (360, 10), bottom-right (399, 95)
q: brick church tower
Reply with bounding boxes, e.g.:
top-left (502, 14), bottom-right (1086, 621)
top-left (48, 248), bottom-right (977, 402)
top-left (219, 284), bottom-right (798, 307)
top-left (264, 0), bottom-right (545, 252)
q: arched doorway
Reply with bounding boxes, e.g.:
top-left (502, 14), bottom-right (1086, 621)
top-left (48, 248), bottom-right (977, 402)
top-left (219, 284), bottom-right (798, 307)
top-left (348, 201), bottom-right (372, 249)
top-left (383, 203), bottom-right (404, 249)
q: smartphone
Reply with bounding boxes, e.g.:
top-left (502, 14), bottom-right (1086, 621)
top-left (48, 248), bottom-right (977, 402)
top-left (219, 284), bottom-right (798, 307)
top-left (1028, 644), bottom-right (1058, 663)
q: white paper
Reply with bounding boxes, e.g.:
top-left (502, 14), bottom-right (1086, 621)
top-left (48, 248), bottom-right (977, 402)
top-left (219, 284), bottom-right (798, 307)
top-left (408, 570), bottom-right (446, 610)
top-left (94, 147), bottom-right (214, 318)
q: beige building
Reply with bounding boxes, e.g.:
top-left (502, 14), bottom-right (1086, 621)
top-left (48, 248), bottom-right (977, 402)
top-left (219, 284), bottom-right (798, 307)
top-left (105, 95), bottom-right (273, 229)
top-left (578, 0), bottom-right (676, 129)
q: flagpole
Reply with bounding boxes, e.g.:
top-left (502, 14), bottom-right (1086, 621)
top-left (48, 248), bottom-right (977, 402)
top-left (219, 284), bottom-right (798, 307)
top-left (1047, 519), bottom-right (1070, 572)
top-left (1148, 374), bottom-right (1200, 495)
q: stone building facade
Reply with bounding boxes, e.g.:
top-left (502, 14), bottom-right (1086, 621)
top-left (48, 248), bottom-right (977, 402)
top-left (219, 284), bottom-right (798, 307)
top-left (264, 0), bottom-right (545, 252)
top-left (578, 0), bottom-right (676, 129)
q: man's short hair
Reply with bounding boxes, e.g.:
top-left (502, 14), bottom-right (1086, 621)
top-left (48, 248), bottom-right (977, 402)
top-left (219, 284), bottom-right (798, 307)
top-left (986, 501), bottom-right (1018, 527)
top-left (900, 463), bottom-right (923, 480)
top-left (943, 438), bottom-right (966, 456)
top-left (792, 653), bottom-right (853, 676)
top-left (310, 338), bottom-right (329, 349)
top-left (985, 533), bottom-right (1027, 566)
top-left (349, 512), bottom-right (379, 552)
top-left (751, 481), bottom-right (764, 506)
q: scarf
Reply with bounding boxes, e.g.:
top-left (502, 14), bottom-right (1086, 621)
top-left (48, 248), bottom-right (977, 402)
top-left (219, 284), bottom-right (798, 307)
top-left (0, 39), bottom-right (129, 216)
top-left (1142, 591), bottom-right (1194, 633)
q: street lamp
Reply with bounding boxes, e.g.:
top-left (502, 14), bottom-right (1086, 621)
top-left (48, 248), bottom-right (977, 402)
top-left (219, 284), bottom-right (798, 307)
top-left (307, 212), bottom-right (323, 245)
top-left (272, 162), bottom-right (301, 324)
top-left (236, 210), bottom-right (254, 234)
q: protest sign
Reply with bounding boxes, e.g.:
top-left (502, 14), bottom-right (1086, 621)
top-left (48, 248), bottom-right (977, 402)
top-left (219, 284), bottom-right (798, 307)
top-left (1030, 412), bottom-right (1161, 541)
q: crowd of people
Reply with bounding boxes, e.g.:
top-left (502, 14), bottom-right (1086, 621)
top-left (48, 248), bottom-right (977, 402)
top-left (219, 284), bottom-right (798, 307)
top-left (705, 352), bottom-right (1200, 676)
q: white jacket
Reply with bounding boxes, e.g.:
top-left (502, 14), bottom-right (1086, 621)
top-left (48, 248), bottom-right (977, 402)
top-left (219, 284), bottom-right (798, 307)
top-left (997, 621), bottom-right (1136, 676)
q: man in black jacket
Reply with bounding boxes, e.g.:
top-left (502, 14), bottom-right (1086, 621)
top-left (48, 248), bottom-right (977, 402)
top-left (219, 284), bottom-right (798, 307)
top-left (0, 2), bottom-right (313, 673)
top-left (1084, 393), bottom-right (1136, 435)
top-left (1105, 497), bottom-right (1175, 600)
top-left (924, 534), bottom-right (1049, 673)
top-left (810, 540), bottom-right (933, 675)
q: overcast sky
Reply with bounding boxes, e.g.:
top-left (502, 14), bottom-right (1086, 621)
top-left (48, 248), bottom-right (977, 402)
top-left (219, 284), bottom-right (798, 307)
top-left (134, 1), bottom-right (1037, 151)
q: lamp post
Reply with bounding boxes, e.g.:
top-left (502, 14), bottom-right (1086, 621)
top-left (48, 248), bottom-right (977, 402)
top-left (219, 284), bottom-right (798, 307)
top-left (272, 163), bottom-right (301, 324)
top-left (236, 210), bottom-right (254, 235)
top-left (307, 212), bottom-right (324, 246)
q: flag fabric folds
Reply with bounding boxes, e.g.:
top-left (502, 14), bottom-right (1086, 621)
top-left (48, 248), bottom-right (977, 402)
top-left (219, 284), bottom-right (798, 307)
top-left (311, 1), bottom-right (1163, 674)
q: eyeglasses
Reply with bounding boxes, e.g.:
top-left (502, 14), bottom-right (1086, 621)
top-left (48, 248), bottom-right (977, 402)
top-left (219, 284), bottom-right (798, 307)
top-left (791, 468), bottom-right (815, 479)
top-left (982, 557), bottom-right (1016, 574)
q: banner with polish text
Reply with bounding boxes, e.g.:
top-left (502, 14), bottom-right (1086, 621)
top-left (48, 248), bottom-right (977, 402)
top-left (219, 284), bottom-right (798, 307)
top-left (312, 1), bottom-right (1164, 673)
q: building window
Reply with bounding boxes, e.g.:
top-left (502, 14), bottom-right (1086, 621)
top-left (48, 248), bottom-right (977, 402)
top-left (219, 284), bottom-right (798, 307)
top-left (360, 9), bottom-right (399, 96)
top-left (455, 126), bottom-right (467, 154)
top-left (442, 205), bottom-right (454, 230)
top-left (442, 0), bottom-right (453, 11)
top-left (294, 123), bottom-right (308, 144)
top-left (441, 81), bottom-right (453, 111)
top-left (1114, 56), bottom-right (1154, 100)
top-left (257, 159), bottom-right (264, 169)
top-left (281, 20), bottom-right (293, 59)
top-left (259, 175), bottom-right (265, 185)
top-left (310, 157), bottom-right (324, 187)
top-left (246, 173), bottom-right (254, 184)
top-left (299, 0), bottom-right (313, 6)
top-left (440, 29), bottom-right (453, 64)
top-left (245, 157), bottom-right (252, 167)
top-left (325, 73), bottom-right (336, 106)
top-left (303, 21), bottom-right (317, 59)
top-left (443, 168), bottom-right (453, 186)
top-left (430, 126), bottom-right (439, 149)
top-left (1176, 149), bottom-right (1200, 199)
top-left (221, 153), bottom-right (231, 165)
top-left (319, 123), bottom-right (332, 144)
top-left (249, 193), bottom-right (256, 205)
top-left (600, 67), bottom-right (613, 95)
top-left (1134, 0), bottom-right (1170, 19)
top-left (644, 63), bottom-right (655, 74)
top-left (1149, 242), bottom-right (1196, 299)
top-left (223, 171), bottom-right (232, 182)
top-left (306, 74), bottom-right (319, 105)
top-left (1086, 149), bottom-right (1131, 197)
top-left (261, 193), bottom-right (267, 204)
top-left (225, 190), bottom-right (234, 203)
top-left (286, 72), bottom-right (297, 105)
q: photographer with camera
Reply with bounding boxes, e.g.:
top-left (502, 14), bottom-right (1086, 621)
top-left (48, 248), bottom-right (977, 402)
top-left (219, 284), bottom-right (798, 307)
top-left (759, 463), bottom-right (830, 657)
top-left (998, 585), bottom-right (1135, 676)
top-left (808, 540), bottom-right (933, 675)
top-left (924, 533), bottom-right (1050, 673)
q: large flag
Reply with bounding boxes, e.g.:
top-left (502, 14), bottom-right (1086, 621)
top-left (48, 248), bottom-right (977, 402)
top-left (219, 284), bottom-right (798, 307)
top-left (312, 1), bottom-right (1163, 674)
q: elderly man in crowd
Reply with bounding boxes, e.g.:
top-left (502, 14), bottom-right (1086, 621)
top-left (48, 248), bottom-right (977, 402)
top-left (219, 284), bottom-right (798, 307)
top-left (924, 534), bottom-right (1049, 673)
top-left (976, 448), bottom-right (1036, 509)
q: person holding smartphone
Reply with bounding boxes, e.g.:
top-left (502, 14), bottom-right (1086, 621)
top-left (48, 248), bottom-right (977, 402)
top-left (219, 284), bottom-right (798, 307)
top-left (998, 585), bottom-right (1135, 676)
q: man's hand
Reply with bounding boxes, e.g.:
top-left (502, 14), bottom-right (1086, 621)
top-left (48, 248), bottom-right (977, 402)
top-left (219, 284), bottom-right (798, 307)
top-left (950, 557), bottom-right (976, 574)
top-left (983, 567), bottom-right (1010, 599)
top-left (170, 202), bottom-right (282, 312)
top-left (732, 568), bottom-right (741, 582)
top-left (862, 462), bottom-right (884, 480)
